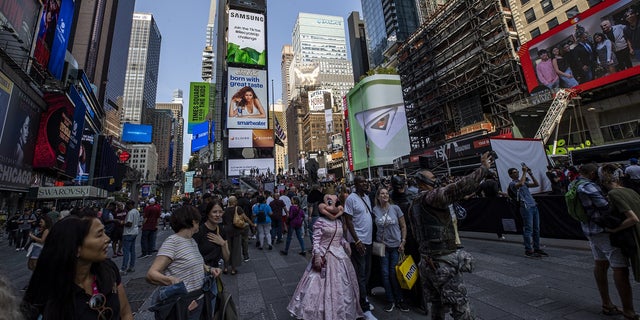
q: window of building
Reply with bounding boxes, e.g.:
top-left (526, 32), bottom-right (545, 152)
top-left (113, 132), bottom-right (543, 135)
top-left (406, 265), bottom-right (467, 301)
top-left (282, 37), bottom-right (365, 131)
top-left (601, 120), bottom-right (640, 142)
top-left (525, 8), bottom-right (537, 23)
top-left (541, 0), bottom-right (554, 13)
top-left (565, 6), bottom-right (579, 19)
top-left (547, 17), bottom-right (559, 30)
top-left (521, 0), bottom-right (530, 4)
top-left (530, 27), bottom-right (541, 39)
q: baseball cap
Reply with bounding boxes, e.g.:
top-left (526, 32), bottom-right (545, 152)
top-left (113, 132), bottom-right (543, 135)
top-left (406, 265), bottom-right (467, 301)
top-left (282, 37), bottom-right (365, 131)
top-left (630, 158), bottom-right (638, 164)
top-left (149, 198), bottom-right (156, 204)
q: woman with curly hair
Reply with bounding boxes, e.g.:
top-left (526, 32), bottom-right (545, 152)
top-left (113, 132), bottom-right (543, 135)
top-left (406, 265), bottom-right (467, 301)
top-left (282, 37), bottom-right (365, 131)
top-left (228, 86), bottom-right (265, 118)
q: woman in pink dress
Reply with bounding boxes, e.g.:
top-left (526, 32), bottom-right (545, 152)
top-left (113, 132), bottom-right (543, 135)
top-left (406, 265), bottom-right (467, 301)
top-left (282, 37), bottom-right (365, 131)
top-left (287, 194), bottom-right (364, 319)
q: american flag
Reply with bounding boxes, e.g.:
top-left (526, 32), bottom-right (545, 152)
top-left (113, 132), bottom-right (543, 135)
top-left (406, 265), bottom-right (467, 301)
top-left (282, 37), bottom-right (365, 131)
top-left (275, 116), bottom-right (286, 146)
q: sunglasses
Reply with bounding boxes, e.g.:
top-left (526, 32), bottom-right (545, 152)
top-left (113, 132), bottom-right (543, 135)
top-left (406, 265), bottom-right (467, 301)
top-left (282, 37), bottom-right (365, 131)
top-left (88, 293), bottom-right (113, 320)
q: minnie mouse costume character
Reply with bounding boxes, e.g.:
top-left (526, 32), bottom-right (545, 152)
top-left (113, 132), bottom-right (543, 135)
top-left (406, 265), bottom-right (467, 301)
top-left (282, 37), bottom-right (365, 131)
top-left (287, 194), bottom-right (364, 319)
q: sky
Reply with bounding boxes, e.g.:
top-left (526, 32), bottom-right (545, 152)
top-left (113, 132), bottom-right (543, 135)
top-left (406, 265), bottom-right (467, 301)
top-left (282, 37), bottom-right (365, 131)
top-left (133, 0), bottom-right (363, 165)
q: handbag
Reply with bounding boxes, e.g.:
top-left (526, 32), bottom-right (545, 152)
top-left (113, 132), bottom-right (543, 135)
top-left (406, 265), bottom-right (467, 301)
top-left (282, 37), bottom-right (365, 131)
top-left (396, 253), bottom-right (419, 290)
top-left (372, 210), bottom-right (388, 257)
top-left (232, 207), bottom-right (245, 229)
top-left (213, 277), bottom-right (239, 320)
top-left (372, 241), bottom-right (385, 257)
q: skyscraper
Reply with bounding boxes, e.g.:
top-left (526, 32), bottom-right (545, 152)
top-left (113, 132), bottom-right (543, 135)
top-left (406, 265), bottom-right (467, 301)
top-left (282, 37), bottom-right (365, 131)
top-left (70, 0), bottom-right (135, 112)
top-left (287, 13), bottom-right (353, 174)
top-left (121, 13), bottom-right (162, 125)
top-left (156, 89), bottom-right (185, 173)
top-left (292, 13), bottom-right (348, 64)
top-left (360, 0), bottom-right (420, 68)
top-left (347, 11), bottom-right (369, 82)
top-left (201, 0), bottom-right (217, 82)
top-left (281, 45), bottom-right (294, 103)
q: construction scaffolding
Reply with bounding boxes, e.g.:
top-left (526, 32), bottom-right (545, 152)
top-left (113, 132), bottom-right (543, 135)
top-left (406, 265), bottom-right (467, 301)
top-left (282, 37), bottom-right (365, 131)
top-left (398, 0), bottom-right (527, 152)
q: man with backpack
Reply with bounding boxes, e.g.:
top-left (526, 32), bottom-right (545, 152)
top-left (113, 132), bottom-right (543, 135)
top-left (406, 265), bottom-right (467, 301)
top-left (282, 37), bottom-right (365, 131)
top-left (508, 165), bottom-right (549, 258)
top-left (574, 163), bottom-right (634, 317)
top-left (253, 195), bottom-right (273, 250)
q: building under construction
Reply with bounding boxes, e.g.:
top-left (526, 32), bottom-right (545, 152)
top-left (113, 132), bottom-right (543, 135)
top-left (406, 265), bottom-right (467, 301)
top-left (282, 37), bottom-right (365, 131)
top-left (398, 0), bottom-right (527, 156)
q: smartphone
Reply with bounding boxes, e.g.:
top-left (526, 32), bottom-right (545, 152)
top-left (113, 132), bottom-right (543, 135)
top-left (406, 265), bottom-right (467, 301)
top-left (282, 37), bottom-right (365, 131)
top-left (521, 162), bottom-right (527, 167)
top-left (490, 150), bottom-right (498, 160)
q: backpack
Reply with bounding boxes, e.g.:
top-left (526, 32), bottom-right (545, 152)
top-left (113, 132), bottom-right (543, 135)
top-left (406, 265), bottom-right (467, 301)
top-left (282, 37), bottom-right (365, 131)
top-left (255, 204), bottom-right (267, 223)
top-left (565, 179), bottom-right (589, 222)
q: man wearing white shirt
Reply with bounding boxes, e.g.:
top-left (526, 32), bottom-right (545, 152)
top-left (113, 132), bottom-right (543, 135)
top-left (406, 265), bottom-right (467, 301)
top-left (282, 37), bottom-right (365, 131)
top-left (345, 175), bottom-right (377, 320)
top-left (121, 199), bottom-right (141, 273)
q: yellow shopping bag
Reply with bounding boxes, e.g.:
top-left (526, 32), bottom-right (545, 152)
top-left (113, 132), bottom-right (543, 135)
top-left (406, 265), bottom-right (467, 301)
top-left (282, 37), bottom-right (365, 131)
top-left (396, 253), bottom-right (419, 290)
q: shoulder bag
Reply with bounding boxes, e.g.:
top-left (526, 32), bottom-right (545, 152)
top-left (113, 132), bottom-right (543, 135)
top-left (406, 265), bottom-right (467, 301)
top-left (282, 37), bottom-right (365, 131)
top-left (232, 207), bottom-right (245, 229)
top-left (372, 210), bottom-right (387, 257)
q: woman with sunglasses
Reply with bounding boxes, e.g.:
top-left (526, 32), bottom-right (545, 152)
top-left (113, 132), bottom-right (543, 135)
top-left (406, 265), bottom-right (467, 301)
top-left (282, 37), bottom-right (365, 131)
top-left (21, 214), bottom-right (133, 319)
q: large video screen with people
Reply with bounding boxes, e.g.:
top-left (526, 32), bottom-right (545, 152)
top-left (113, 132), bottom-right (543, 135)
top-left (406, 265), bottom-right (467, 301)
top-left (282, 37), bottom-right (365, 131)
top-left (519, 0), bottom-right (640, 93)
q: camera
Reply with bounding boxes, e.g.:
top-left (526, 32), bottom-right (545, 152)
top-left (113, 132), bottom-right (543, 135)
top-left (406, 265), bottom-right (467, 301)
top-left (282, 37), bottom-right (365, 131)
top-left (490, 150), bottom-right (498, 160)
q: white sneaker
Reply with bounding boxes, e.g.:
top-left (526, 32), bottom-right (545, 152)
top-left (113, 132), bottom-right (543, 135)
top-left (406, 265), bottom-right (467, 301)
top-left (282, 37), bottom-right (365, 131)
top-left (363, 310), bottom-right (378, 320)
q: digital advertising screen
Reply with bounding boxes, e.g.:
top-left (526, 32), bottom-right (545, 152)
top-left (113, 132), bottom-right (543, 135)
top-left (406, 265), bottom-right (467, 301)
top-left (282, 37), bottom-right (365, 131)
top-left (188, 82), bottom-right (212, 134)
top-left (228, 130), bottom-right (253, 148)
top-left (33, 93), bottom-right (75, 172)
top-left (346, 75), bottom-right (411, 171)
top-left (226, 67), bottom-right (268, 129)
top-left (227, 158), bottom-right (274, 176)
top-left (519, 0), bottom-right (640, 93)
top-left (33, 0), bottom-right (75, 79)
top-left (121, 123), bottom-right (152, 143)
top-left (0, 78), bottom-right (41, 171)
top-left (227, 9), bottom-right (266, 67)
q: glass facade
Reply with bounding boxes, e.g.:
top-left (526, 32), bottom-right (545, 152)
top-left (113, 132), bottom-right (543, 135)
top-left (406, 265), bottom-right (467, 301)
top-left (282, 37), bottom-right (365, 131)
top-left (122, 13), bottom-right (162, 124)
top-left (361, 0), bottom-right (420, 68)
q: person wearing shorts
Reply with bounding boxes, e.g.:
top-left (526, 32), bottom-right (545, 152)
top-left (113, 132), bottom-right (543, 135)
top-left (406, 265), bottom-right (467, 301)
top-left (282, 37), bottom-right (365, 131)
top-left (577, 164), bottom-right (633, 317)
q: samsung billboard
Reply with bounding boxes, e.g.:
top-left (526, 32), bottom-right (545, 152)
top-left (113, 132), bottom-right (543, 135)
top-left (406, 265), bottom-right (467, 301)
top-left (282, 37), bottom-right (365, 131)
top-left (227, 9), bottom-right (266, 67)
top-left (121, 123), bottom-right (152, 143)
top-left (519, 0), bottom-right (640, 93)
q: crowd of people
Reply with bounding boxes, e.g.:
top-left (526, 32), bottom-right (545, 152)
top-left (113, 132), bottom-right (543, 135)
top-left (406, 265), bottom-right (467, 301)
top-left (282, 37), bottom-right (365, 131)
top-left (3, 151), bottom-right (640, 319)
top-left (534, 7), bottom-right (640, 89)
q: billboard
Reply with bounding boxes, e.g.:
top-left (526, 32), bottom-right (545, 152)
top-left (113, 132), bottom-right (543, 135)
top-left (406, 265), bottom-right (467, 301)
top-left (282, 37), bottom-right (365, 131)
top-left (0, 73), bottom-right (41, 173)
top-left (33, 0), bottom-right (75, 79)
top-left (64, 86), bottom-right (87, 178)
top-left (346, 75), bottom-right (411, 170)
top-left (229, 0), bottom-right (266, 11)
top-left (184, 171), bottom-right (195, 193)
top-left (519, 0), bottom-right (640, 93)
top-left (33, 93), bottom-right (75, 172)
top-left (227, 67), bottom-right (268, 129)
top-left (121, 123), bottom-right (152, 143)
top-left (308, 90), bottom-right (333, 112)
top-left (188, 82), bottom-right (211, 134)
top-left (228, 158), bottom-right (274, 176)
top-left (325, 109), bottom-right (334, 134)
top-left (228, 129), bottom-right (275, 148)
top-left (227, 9), bottom-right (266, 67)
top-left (0, 0), bottom-right (41, 69)
top-left (191, 121), bottom-right (210, 153)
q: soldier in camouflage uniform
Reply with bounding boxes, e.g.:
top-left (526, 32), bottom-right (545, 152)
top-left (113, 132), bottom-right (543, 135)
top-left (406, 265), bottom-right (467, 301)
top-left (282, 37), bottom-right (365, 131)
top-left (410, 152), bottom-right (492, 320)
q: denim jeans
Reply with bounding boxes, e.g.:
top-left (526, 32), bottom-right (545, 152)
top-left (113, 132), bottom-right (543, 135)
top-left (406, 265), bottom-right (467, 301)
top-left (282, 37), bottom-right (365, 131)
top-left (350, 243), bottom-right (372, 312)
top-left (141, 229), bottom-right (156, 256)
top-left (380, 247), bottom-right (403, 303)
top-left (122, 234), bottom-right (137, 270)
top-left (271, 220), bottom-right (282, 241)
top-left (284, 226), bottom-right (305, 252)
top-left (520, 205), bottom-right (540, 252)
